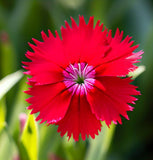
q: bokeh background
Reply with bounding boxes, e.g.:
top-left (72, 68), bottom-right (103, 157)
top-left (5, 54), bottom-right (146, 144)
top-left (0, 0), bottom-right (153, 160)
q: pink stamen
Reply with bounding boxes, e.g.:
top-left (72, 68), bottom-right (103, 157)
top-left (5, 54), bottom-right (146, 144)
top-left (63, 62), bottom-right (95, 95)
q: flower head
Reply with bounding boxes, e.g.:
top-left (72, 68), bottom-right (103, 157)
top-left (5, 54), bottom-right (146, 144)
top-left (23, 16), bottom-right (143, 141)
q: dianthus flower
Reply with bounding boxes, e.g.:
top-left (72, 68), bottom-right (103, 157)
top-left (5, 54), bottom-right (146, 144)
top-left (23, 16), bottom-right (143, 141)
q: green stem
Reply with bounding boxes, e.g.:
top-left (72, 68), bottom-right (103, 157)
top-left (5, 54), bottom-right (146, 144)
top-left (85, 122), bottom-right (116, 160)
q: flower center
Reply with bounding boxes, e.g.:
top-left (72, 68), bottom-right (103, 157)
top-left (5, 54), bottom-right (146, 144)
top-left (76, 75), bottom-right (84, 84)
top-left (63, 62), bottom-right (95, 95)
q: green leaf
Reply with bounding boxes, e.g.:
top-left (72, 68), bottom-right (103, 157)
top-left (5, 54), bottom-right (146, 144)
top-left (128, 65), bottom-right (146, 79)
top-left (0, 70), bottom-right (23, 100)
top-left (0, 129), bottom-right (17, 160)
top-left (8, 76), bottom-right (28, 133)
top-left (0, 99), bottom-right (6, 133)
top-left (85, 123), bottom-right (115, 160)
top-left (39, 125), bottom-right (61, 160)
top-left (19, 114), bottom-right (38, 160)
top-left (62, 136), bottom-right (86, 160)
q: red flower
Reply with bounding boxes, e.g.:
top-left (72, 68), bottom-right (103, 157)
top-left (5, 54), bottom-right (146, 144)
top-left (23, 16), bottom-right (143, 141)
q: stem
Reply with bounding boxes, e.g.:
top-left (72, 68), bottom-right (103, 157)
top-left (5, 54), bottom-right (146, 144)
top-left (85, 122), bottom-right (116, 160)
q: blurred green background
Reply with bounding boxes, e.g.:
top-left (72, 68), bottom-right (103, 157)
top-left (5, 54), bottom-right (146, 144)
top-left (0, 0), bottom-right (153, 160)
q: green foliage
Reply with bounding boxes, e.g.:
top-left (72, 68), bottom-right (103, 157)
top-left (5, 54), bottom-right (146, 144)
top-left (0, 129), bottom-right (16, 160)
top-left (0, 99), bottom-right (6, 133)
top-left (128, 65), bottom-right (146, 79)
top-left (85, 123), bottom-right (115, 160)
top-left (0, 71), bottom-right (23, 100)
top-left (19, 114), bottom-right (38, 160)
top-left (0, 0), bottom-right (151, 159)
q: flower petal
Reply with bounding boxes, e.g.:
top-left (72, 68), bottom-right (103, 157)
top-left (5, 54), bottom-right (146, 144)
top-left (87, 77), bottom-right (140, 126)
top-left (23, 30), bottom-right (69, 84)
top-left (56, 94), bottom-right (101, 141)
top-left (23, 16), bottom-right (142, 142)
top-left (23, 50), bottom-right (64, 85)
top-left (26, 82), bottom-right (71, 124)
top-left (95, 29), bottom-right (142, 77)
top-left (32, 30), bottom-right (68, 66)
top-left (79, 95), bottom-right (102, 140)
top-left (24, 64), bottom-right (63, 85)
top-left (61, 16), bottom-right (108, 65)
